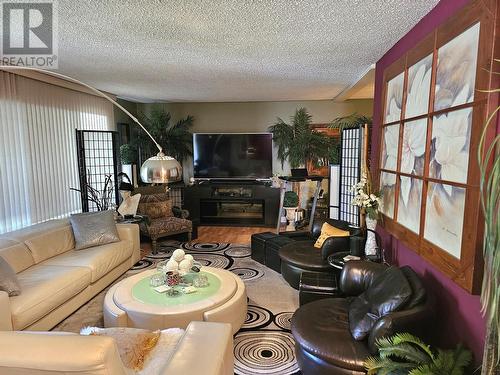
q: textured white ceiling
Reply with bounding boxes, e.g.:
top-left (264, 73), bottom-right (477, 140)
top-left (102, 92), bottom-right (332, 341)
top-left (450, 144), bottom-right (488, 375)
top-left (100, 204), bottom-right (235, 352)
top-left (57, 0), bottom-right (439, 102)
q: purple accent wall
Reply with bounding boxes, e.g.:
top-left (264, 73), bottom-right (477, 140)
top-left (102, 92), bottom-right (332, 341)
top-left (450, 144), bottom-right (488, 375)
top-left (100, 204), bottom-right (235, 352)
top-left (371, 0), bottom-right (486, 362)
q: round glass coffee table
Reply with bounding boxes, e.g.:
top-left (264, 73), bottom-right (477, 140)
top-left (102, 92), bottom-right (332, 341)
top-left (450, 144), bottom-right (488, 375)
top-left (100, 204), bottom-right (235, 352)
top-left (103, 267), bottom-right (247, 334)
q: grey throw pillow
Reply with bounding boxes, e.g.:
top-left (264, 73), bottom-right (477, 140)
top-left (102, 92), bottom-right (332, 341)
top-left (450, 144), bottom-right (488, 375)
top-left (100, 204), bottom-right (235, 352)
top-left (0, 257), bottom-right (21, 296)
top-left (70, 211), bottom-right (120, 250)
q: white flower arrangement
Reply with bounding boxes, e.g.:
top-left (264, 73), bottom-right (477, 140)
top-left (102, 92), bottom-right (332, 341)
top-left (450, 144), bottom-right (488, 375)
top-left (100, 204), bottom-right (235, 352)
top-left (350, 173), bottom-right (381, 220)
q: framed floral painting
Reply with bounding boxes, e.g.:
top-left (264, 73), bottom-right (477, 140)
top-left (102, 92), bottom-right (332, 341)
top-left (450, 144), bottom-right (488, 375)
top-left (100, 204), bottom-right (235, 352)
top-left (376, 0), bottom-right (499, 294)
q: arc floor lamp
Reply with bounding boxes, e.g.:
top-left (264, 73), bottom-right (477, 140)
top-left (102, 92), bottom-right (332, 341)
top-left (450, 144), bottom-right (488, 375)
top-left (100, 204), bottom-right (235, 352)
top-left (1, 66), bottom-right (182, 184)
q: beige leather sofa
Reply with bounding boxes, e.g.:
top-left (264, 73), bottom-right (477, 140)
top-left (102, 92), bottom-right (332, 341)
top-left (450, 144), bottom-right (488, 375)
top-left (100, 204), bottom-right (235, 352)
top-left (0, 321), bottom-right (234, 375)
top-left (0, 219), bottom-right (140, 331)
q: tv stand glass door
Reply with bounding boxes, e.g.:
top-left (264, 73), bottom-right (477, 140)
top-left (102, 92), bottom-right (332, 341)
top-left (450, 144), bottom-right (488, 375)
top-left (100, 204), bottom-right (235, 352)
top-left (200, 199), bottom-right (265, 225)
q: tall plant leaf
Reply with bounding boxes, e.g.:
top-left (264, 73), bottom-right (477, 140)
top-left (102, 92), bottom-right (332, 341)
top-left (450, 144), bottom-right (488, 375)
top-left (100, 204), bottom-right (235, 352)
top-left (329, 112), bottom-right (373, 130)
top-left (136, 108), bottom-right (194, 161)
top-left (477, 82), bottom-right (500, 373)
top-left (365, 332), bottom-right (472, 375)
top-left (268, 107), bottom-right (334, 169)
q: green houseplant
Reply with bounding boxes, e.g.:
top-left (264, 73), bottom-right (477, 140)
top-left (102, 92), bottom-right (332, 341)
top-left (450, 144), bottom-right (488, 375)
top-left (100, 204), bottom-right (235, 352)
top-left (329, 112), bottom-right (373, 130)
top-left (283, 191), bottom-right (299, 231)
top-left (325, 113), bottom-right (372, 165)
top-left (135, 108), bottom-right (194, 162)
top-left (364, 333), bottom-right (472, 375)
top-left (283, 191), bottom-right (299, 208)
top-left (120, 144), bottom-right (137, 165)
top-left (269, 108), bottom-right (332, 174)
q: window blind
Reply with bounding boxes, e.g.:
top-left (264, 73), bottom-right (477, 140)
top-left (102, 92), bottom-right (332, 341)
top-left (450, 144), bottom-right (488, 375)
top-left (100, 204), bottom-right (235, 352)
top-left (0, 71), bottom-right (115, 234)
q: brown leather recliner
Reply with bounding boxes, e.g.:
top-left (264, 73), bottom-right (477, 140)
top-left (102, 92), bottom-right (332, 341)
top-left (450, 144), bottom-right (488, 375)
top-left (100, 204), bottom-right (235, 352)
top-left (291, 261), bottom-right (433, 375)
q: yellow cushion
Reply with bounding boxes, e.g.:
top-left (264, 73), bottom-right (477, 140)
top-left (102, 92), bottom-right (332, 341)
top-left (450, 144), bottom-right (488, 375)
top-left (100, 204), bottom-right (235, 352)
top-left (314, 222), bottom-right (350, 248)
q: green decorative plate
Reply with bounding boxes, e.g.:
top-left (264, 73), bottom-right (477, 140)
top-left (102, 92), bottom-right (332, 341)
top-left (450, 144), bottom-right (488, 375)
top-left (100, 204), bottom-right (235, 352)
top-left (132, 271), bottom-right (221, 306)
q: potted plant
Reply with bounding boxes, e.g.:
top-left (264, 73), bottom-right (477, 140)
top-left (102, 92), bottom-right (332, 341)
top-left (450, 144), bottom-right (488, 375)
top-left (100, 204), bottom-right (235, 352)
top-left (329, 113), bottom-right (373, 130)
top-left (269, 108), bottom-right (332, 176)
top-left (135, 109), bottom-right (194, 163)
top-left (70, 173), bottom-right (115, 211)
top-left (351, 171), bottom-right (381, 256)
top-left (120, 144), bottom-right (138, 187)
top-left (283, 191), bottom-right (299, 231)
top-left (364, 333), bottom-right (472, 374)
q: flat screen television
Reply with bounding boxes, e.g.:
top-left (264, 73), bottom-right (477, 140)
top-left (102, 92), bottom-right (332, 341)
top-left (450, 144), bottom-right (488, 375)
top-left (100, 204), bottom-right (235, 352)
top-left (193, 133), bottom-right (273, 179)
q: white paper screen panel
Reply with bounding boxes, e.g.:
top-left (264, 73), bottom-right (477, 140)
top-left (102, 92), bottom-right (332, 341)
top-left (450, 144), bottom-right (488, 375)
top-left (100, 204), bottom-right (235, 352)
top-left (329, 165), bottom-right (340, 220)
top-left (339, 128), bottom-right (362, 226)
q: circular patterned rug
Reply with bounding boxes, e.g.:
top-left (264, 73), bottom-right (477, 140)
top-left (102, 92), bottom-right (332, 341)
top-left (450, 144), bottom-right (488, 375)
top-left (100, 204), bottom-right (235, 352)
top-left (230, 267), bottom-right (264, 281)
top-left (224, 246), bottom-right (252, 258)
top-left (274, 312), bottom-right (294, 331)
top-left (242, 305), bottom-right (274, 330)
top-left (182, 242), bottom-right (230, 252)
top-left (138, 241), bottom-right (300, 375)
top-left (234, 331), bottom-right (301, 375)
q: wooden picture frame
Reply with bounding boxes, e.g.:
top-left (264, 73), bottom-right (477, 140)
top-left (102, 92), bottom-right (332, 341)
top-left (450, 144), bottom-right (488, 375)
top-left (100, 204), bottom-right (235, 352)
top-left (375, 0), bottom-right (499, 294)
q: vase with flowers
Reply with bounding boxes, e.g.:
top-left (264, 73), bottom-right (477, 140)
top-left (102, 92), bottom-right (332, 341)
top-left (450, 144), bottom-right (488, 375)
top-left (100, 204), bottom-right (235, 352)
top-left (351, 173), bottom-right (382, 256)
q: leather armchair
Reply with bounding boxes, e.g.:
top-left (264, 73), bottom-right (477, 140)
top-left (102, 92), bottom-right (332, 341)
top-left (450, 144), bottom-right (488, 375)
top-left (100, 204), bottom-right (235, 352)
top-left (279, 219), bottom-right (363, 289)
top-left (313, 219), bottom-right (371, 258)
top-left (291, 261), bottom-right (433, 374)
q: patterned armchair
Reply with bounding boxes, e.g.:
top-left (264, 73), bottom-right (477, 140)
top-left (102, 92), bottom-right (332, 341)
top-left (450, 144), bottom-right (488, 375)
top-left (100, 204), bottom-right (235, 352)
top-left (135, 192), bottom-right (192, 254)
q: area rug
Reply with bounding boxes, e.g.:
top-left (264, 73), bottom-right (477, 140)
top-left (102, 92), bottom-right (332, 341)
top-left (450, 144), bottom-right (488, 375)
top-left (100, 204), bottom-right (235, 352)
top-left (53, 241), bottom-right (301, 375)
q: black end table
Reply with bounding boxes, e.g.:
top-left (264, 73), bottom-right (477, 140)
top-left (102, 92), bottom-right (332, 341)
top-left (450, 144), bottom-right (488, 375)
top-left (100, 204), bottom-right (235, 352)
top-left (327, 252), bottom-right (382, 271)
top-left (299, 272), bottom-right (339, 306)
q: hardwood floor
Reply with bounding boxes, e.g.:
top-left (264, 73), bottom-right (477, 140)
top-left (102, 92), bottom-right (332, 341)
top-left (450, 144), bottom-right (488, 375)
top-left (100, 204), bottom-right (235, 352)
top-left (195, 226), bottom-right (275, 244)
top-left (140, 226), bottom-right (276, 255)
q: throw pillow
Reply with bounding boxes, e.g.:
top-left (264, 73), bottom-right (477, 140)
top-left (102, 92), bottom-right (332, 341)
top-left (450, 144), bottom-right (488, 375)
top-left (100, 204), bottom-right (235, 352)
top-left (81, 327), bottom-right (160, 370)
top-left (349, 266), bottom-right (412, 340)
top-left (70, 210), bottom-right (120, 250)
top-left (314, 222), bottom-right (350, 248)
top-left (0, 257), bottom-right (21, 296)
top-left (400, 266), bottom-right (426, 309)
top-left (138, 199), bottom-right (173, 219)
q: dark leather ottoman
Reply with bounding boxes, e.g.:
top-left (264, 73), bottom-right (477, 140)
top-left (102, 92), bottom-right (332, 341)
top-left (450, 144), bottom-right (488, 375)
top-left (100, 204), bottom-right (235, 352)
top-left (251, 232), bottom-right (277, 265)
top-left (279, 241), bottom-right (331, 289)
top-left (299, 272), bottom-right (339, 306)
top-left (265, 235), bottom-right (294, 273)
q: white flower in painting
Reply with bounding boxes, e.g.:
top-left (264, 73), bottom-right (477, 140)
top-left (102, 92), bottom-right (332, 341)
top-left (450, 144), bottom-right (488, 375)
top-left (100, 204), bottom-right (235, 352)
top-left (386, 98), bottom-right (401, 123)
top-left (385, 73), bottom-right (404, 122)
top-left (432, 86), bottom-right (471, 195)
top-left (406, 63), bottom-right (432, 118)
top-left (383, 125), bottom-right (399, 170)
top-left (381, 172), bottom-right (396, 187)
top-left (400, 121), bottom-right (426, 205)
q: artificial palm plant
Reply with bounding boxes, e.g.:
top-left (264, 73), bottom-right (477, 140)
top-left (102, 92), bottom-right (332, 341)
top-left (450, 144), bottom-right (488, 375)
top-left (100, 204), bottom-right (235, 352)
top-left (268, 108), bottom-right (332, 169)
top-left (135, 108), bottom-right (194, 162)
top-left (478, 59), bottom-right (500, 375)
top-left (364, 333), bottom-right (472, 375)
top-left (329, 112), bottom-right (373, 130)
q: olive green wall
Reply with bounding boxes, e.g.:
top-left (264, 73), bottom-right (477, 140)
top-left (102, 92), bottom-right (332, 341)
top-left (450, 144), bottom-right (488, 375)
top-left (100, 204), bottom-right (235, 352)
top-left (140, 99), bottom-right (373, 134)
top-left (137, 99), bottom-right (373, 179)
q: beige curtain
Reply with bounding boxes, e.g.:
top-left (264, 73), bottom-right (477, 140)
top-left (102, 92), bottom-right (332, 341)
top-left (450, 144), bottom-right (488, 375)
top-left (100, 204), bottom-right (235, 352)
top-left (0, 71), bottom-right (115, 234)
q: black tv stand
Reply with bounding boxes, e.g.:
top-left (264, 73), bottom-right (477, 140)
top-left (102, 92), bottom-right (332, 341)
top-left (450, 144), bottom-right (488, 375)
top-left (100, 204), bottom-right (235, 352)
top-left (197, 179), bottom-right (269, 185)
top-left (185, 181), bottom-right (279, 227)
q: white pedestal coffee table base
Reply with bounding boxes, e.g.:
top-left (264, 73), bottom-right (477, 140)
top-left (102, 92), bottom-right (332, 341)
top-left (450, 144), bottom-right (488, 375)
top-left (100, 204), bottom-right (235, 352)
top-left (104, 267), bottom-right (247, 334)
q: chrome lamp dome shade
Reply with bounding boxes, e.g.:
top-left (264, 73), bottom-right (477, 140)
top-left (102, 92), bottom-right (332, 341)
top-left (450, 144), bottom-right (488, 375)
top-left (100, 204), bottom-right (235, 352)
top-left (140, 152), bottom-right (182, 183)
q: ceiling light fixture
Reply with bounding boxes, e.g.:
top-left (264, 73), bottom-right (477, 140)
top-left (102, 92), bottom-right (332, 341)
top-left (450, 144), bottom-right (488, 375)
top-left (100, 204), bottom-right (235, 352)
top-left (1, 66), bottom-right (182, 184)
